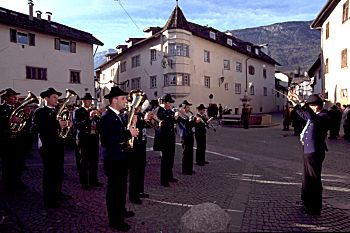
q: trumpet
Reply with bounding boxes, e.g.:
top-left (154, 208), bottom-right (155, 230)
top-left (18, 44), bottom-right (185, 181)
top-left (196, 114), bottom-right (216, 132)
top-left (144, 111), bottom-right (161, 128)
top-left (172, 108), bottom-right (195, 121)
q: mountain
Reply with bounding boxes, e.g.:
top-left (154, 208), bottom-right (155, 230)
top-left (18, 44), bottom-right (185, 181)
top-left (228, 21), bottom-right (321, 74)
top-left (94, 21), bottom-right (321, 75)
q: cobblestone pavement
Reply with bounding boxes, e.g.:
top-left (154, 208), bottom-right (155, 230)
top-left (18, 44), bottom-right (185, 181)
top-left (1, 114), bottom-right (350, 232)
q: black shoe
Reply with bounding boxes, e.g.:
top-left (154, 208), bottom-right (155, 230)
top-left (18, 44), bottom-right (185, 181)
top-left (182, 171), bottom-right (195, 175)
top-left (139, 193), bottom-right (150, 198)
top-left (81, 184), bottom-right (89, 190)
top-left (204, 161), bottom-right (209, 164)
top-left (90, 182), bottom-right (103, 187)
top-left (161, 182), bottom-right (170, 187)
top-left (124, 210), bottom-right (135, 218)
top-left (130, 198), bottom-right (142, 205)
top-left (109, 222), bottom-right (131, 232)
top-left (44, 202), bottom-right (60, 209)
top-left (169, 178), bottom-right (178, 182)
top-left (196, 163), bottom-right (205, 166)
top-left (59, 193), bottom-right (73, 200)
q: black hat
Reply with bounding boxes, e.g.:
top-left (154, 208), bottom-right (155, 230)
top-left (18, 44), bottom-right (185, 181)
top-left (306, 94), bottom-right (323, 106)
top-left (1, 88), bottom-right (20, 97)
top-left (80, 92), bottom-right (96, 100)
top-left (104, 86), bottom-right (128, 99)
top-left (181, 100), bottom-right (192, 106)
top-left (160, 93), bottom-right (175, 103)
top-left (40, 88), bottom-right (62, 98)
top-left (330, 105), bottom-right (338, 110)
top-left (196, 104), bottom-right (207, 110)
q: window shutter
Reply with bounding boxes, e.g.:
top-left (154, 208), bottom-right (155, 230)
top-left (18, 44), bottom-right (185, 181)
top-left (54, 38), bottom-right (60, 50)
top-left (70, 41), bottom-right (76, 53)
top-left (10, 29), bottom-right (17, 43)
top-left (29, 33), bottom-right (35, 46)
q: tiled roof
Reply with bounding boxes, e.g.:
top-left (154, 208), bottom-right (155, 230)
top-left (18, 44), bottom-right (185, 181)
top-left (0, 7), bottom-right (103, 46)
top-left (97, 4), bottom-right (280, 69)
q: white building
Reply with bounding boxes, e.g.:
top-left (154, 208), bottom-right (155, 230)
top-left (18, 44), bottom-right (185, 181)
top-left (96, 3), bottom-right (280, 114)
top-left (274, 71), bottom-right (289, 111)
top-left (311, 0), bottom-right (350, 105)
top-left (307, 55), bottom-right (324, 95)
top-left (0, 2), bottom-right (103, 100)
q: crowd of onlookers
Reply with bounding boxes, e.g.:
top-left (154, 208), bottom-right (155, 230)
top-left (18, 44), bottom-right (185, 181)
top-left (283, 102), bottom-right (350, 141)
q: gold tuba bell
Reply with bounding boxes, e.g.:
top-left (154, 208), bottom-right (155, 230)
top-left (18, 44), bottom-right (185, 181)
top-left (127, 89), bottom-right (147, 149)
top-left (57, 89), bottom-right (77, 138)
top-left (9, 91), bottom-right (39, 134)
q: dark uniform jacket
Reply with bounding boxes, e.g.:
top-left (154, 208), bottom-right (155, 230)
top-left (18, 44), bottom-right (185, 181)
top-left (73, 107), bottom-right (100, 139)
top-left (295, 105), bottom-right (330, 154)
top-left (154, 107), bottom-right (176, 150)
top-left (31, 106), bottom-right (62, 147)
top-left (0, 103), bottom-right (14, 141)
top-left (100, 107), bottom-right (131, 161)
top-left (177, 115), bottom-right (195, 138)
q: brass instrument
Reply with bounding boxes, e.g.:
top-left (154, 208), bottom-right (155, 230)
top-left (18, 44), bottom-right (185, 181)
top-left (57, 89), bottom-right (77, 138)
top-left (196, 114), bottom-right (216, 132)
top-left (9, 91), bottom-right (39, 134)
top-left (173, 108), bottom-right (194, 121)
top-left (127, 90), bottom-right (147, 148)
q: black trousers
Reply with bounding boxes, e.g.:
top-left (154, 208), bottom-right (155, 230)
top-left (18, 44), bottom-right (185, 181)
top-left (128, 142), bottom-right (147, 199)
top-left (181, 134), bottom-right (194, 173)
top-left (40, 144), bottom-right (64, 205)
top-left (104, 160), bottom-right (128, 225)
top-left (1, 137), bottom-right (25, 192)
top-left (76, 134), bottom-right (100, 186)
top-left (301, 151), bottom-right (325, 212)
top-left (195, 133), bottom-right (206, 165)
top-left (160, 142), bottom-right (175, 184)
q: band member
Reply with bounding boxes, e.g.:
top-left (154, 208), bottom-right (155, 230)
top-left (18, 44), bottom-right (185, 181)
top-left (32, 88), bottom-right (72, 208)
top-left (155, 94), bottom-right (179, 187)
top-left (100, 86), bottom-right (139, 231)
top-left (195, 104), bottom-right (209, 166)
top-left (73, 93), bottom-right (102, 190)
top-left (177, 100), bottom-right (196, 175)
top-left (288, 93), bottom-right (330, 216)
top-left (128, 106), bottom-right (150, 204)
top-left (0, 88), bottom-right (26, 194)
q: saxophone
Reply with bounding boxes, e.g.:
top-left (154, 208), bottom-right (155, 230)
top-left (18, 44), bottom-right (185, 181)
top-left (126, 89), bottom-right (147, 149)
top-left (9, 91), bottom-right (39, 135)
top-left (57, 89), bottom-right (77, 138)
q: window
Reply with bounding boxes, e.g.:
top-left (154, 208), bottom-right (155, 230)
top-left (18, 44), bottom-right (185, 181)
top-left (169, 43), bottom-right (189, 57)
top-left (224, 59), bottom-right (230, 70)
top-left (150, 49), bottom-right (157, 61)
top-left (246, 45), bottom-right (251, 52)
top-left (341, 49), bottom-right (348, 68)
top-left (263, 68), bottom-right (267, 79)
top-left (204, 50), bottom-right (210, 63)
top-left (248, 65), bottom-right (255, 75)
top-left (326, 22), bottom-right (330, 39)
top-left (54, 38), bottom-right (76, 53)
top-left (204, 76), bottom-right (210, 88)
top-left (224, 83), bottom-right (229, 91)
top-left (343, 0), bottom-right (349, 23)
top-left (131, 55), bottom-right (140, 68)
top-left (150, 76), bottom-right (157, 88)
top-left (10, 29), bottom-right (35, 46)
top-left (255, 48), bottom-right (259, 55)
top-left (131, 78), bottom-right (140, 89)
top-left (26, 66), bottom-right (47, 80)
top-left (250, 85), bottom-right (254, 95)
top-left (263, 87), bottom-right (267, 96)
top-left (277, 91), bottom-right (280, 98)
top-left (120, 61), bottom-right (126, 72)
top-left (70, 70), bottom-right (80, 84)
top-left (111, 68), bottom-right (115, 77)
top-left (236, 62), bottom-right (242, 72)
top-left (164, 73), bottom-right (190, 86)
top-left (227, 38), bottom-right (233, 46)
top-left (235, 83), bottom-right (241, 94)
top-left (209, 31), bottom-right (216, 40)
top-left (325, 58), bottom-right (329, 73)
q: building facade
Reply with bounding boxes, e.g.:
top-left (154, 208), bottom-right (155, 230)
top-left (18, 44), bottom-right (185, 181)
top-left (96, 4), bottom-right (279, 113)
top-left (0, 3), bottom-right (103, 100)
top-left (311, 0), bottom-right (350, 105)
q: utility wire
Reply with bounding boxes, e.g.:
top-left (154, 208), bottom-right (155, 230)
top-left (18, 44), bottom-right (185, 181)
top-left (114, 0), bottom-right (144, 35)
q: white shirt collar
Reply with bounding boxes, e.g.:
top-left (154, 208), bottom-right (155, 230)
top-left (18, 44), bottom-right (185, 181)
top-left (109, 106), bottom-right (121, 115)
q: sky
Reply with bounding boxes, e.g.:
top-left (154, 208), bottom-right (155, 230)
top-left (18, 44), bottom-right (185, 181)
top-left (0, 0), bottom-right (328, 53)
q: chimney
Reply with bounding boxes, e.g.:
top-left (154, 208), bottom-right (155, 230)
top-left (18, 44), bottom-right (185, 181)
top-left (46, 12), bottom-right (52, 22)
top-left (28, 0), bottom-right (34, 20)
top-left (36, 10), bottom-right (42, 19)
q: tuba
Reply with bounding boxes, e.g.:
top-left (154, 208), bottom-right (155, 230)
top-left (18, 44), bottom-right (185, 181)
top-left (57, 89), bottom-right (77, 139)
top-left (126, 89), bottom-right (148, 149)
top-left (9, 91), bottom-right (39, 134)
